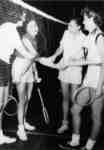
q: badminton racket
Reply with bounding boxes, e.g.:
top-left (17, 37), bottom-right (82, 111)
top-left (37, 87), bottom-right (50, 124)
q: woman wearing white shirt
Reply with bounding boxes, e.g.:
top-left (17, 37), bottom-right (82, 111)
top-left (50, 18), bottom-right (86, 134)
top-left (12, 19), bottom-right (41, 141)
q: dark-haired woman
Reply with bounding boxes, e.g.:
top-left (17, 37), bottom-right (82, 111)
top-left (49, 18), bottom-right (86, 134)
top-left (12, 20), bottom-right (41, 141)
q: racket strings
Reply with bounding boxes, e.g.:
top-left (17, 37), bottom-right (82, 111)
top-left (73, 87), bottom-right (101, 106)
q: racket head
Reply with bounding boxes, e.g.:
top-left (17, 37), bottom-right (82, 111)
top-left (73, 86), bottom-right (93, 106)
top-left (4, 95), bottom-right (18, 116)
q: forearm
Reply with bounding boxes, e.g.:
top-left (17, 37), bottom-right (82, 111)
top-left (97, 65), bottom-right (104, 89)
top-left (51, 47), bottom-right (63, 60)
top-left (55, 58), bottom-right (102, 70)
top-left (36, 57), bottom-right (57, 68)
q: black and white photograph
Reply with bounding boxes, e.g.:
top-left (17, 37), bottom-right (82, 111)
top-left (0, 0), bottom-right (104, 150)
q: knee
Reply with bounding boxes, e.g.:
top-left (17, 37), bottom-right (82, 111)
top-left (71, 104), bottom-right (82, 115)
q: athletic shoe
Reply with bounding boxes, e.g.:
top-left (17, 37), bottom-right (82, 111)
top-left (17, 125), bottom-right (27, 141)
top-left (24, 121), bottom-right (36, 131)
top-left (0, 134), bottom-right (16, 145)
top-left (58, 141), bottom-right (80, 150)
top-left (57, 123), bottom-right (68, 134)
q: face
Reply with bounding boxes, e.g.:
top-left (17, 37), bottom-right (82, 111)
top-left (26, 20), bottom-right (39, 37)
top-left (68, 20), bottom-right (80, 33)
top-left (83, 15), bottom-right (96, 32)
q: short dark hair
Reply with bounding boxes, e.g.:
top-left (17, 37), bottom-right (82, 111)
top-left (81, 7), bottom-right (103, 29)
top-left (70, 17), bottom-right (82, 27)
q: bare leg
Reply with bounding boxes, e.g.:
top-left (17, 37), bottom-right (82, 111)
top-left (24, 82), bottom-right (35, 130)
top-left (0, 86), bottom-right (16, 144)
top-left (57, 81), bottom-right (70, 133)
top-left (16, 82), bottom-right (26, 126)
top-left (3, 86), bottom-right (9, 107)
top-left (90, 96), bottom-right (103, 140)
top-left (24, 82), bottom-right (33, 118)
top-left (16, 82), bottom-right (27, 141)
top-left (71, 84), bottom-right (79, 103)
top-left (67, 103), bottom-right (82, 146)
top-left (67, 84), bottom-right (83, 147)
top-left (0, 86), bottom-right (5, 131)
top-left (71, 103), bottom-right (82, 135)
top-left (84, 95), bottom-right (104, 150)
top-left (61, 81), bottom-right (70, 124)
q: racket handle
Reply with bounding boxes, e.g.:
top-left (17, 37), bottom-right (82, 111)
top-left (43, 107), bottom-right (50, 124)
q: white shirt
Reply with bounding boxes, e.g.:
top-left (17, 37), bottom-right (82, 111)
top-left (83, 30), bottom-right (104, 88)
top-left (60, 30), bottom-right (86, 63)
top-left (0, 22), bottom-right (33, 63)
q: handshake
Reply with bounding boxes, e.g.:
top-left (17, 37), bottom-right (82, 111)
top-left (37, 56), bottom-right (69, 70)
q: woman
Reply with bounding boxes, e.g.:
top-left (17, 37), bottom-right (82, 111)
top-left (50, 18), bottom-right (86, 134)
top-left (12, 19), bottom-right (41, 141)
top-left (0, 10), bottom-right (36, 144)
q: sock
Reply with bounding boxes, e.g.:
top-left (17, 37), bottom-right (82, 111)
top-left (85, 139), bottom-right (96, 150)
top-left (18, 124), bottom-right (24, 130)
top-left (0, 130), bottom-right (3, 136)
top-left (69, 133), bottom-right (80, 146)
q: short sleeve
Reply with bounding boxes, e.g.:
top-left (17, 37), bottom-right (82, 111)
top-left (60, 30), bottom-right (68, 47)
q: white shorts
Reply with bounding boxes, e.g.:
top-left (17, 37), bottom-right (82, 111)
top-left (58, 66), bottom-right (82, 84)
top-left (83, 66), bottom-right (100, 89)
top-left (12, 57), bottom-right (34, 83)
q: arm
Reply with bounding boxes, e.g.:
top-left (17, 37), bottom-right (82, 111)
top-left (95, 36), bottom-right (104, 96)
top-left (37, 56), bottom-right (57, 68)
top-left (50, 45), bottom-right (63, 62)
top-left (55, 55), bottom-right (102, 70)
top-left (50, 31), bottom-right (66, 62)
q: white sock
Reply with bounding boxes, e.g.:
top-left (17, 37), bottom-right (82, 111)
top-left (85, 139), bottom-right (96, 150)
top-left (0, 130), bottom-right (3, 136)
top-left (18, 124), bottom-right (24, 130)
top-left (69, 133), bottom-right (80, 146)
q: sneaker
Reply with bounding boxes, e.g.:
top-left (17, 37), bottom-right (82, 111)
top-left (68, 139), bottom-right (80, 147)
top-left (57, 124), bottom-right (68, 134)
top-left (24, 121), bottom-right (36, 131)
top-left (0, 134), bottom-right (16, 145)
top-left (17, 125), bottom-right (27, 141)
top-left (58, 141), bottom-right (80, 150)
top-left (68, 134), bottom-right (80, 147)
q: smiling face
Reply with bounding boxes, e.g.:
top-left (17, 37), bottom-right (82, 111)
top-left (67, 19), bottom-right (81, 33)
top-left (83, 14), bottom-right (97, 32)
top-left (26, 20), bottom-right (39, 37)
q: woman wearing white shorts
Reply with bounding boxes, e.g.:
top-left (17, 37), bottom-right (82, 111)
top-left (50, 18), bottom-right (86, 134)
top-left (12, 19), bottom-right (40, 141)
